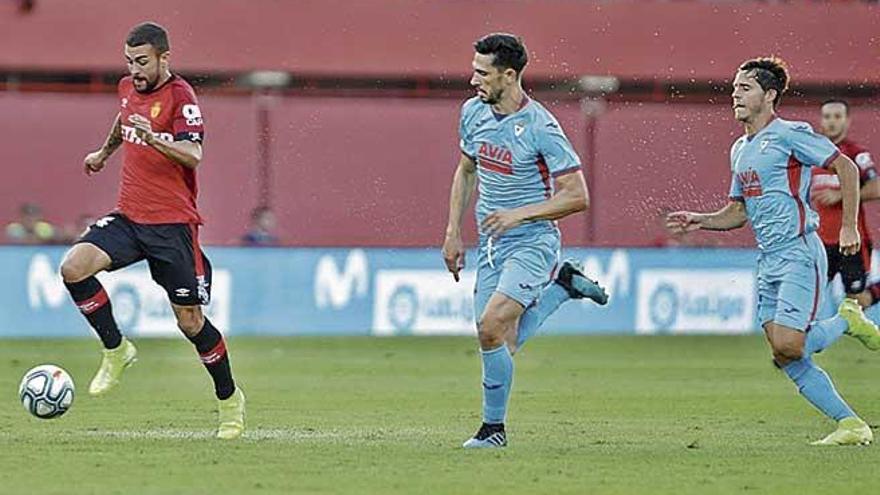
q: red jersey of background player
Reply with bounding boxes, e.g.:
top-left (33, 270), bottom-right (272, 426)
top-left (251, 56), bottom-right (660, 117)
top-left (811, 138), bottom-right (877, 246)
top-left (117, 74), bottom-right (205, 224)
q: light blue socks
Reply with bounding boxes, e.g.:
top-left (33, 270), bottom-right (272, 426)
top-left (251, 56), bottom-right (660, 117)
top-left (804, 315), bottom-right (848, 355)
top-left (481, 345), bottom-right (514, 424)
top-left (783, 357), bottom-right (855, 421)
top-left (515, 283), bottom-right (570, 349)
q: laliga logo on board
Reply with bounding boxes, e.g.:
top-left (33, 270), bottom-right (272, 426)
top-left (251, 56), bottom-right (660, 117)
top-left (636, 269), bottom-right (755, 334)
top-left (372, 269), bottom-right (476, 336)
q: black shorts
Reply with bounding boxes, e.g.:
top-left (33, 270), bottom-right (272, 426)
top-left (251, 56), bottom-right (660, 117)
top-left (826, 243), bottom-right (872, 295)
top-left (78, 213), bottom-right (212, 306)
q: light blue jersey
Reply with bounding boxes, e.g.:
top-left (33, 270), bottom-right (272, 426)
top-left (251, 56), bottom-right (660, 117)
top-left (459, 96), bottom-right (581, 239)
top-left (729, 117), bottom-right (841, 252)
top-left (730, 117), bottom-right (842, 331)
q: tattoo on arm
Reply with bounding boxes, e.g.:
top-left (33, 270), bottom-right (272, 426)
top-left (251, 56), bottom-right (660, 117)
top-left (103, 114), bottom-right (123, 156)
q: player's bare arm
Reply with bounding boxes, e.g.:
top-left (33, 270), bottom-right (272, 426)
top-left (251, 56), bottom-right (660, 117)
top-left (859, 177), bottom-right (880, 202)
top-left (442, 153), bottom-right (477, 282)
top-left (481, 171), bottom-right (588, 239)
top-left (666, 201), bottom-right (747, 234)
top-left (84, 113), bottom-right (123, 176)
top-left (128, 113), bottom-right (202, 170)
top-left (828, 153), bottom-right (861, 255)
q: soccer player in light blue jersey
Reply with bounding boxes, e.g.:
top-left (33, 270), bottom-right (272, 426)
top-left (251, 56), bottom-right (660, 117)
top-left (667, 57), bottom-right (880, 445)
top-left (442, 33), bottom-right (609, 449)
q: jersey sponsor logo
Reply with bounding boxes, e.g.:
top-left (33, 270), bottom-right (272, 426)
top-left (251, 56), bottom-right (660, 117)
top-left (121, 125), bottom-right (173, 146)
top-left (477, 142), bottom-right (514, 175)
top-left (150, 102), bottom-right (162, 119)
top-left (737, 169), bottom-right (763, 197)
top-left (182, 104), bottom-right (203, 127)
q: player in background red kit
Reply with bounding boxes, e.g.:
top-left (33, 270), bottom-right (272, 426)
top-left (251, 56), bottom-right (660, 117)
top-left (812, 99), bottom-right (880, 310)
top-left (59, 22), bottom-right (245, 439)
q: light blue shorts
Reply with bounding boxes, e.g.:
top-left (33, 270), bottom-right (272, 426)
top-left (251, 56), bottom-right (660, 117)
top-left (757, 232), bottom-right (828, 331)
top-left (473, 232), bottom-right (561, 322)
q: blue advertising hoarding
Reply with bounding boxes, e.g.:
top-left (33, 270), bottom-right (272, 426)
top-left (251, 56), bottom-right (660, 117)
top-left (0, 245), bottom-right (778, 338)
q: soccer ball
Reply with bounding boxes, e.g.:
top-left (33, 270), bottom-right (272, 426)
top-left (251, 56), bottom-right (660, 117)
top-left (19, 364), bottom-right (75, 419)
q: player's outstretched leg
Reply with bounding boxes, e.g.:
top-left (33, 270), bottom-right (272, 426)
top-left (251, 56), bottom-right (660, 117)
top-left (839, 298), bottom-right (880, 350)
top-left (174, 306), bottom-right (244, 439)
top-left (516, 259), bottom-right (608, 349)
top-left (803, 312), bottom-right (848, 355)
top-left (61, 243), bottom-right (137, 396)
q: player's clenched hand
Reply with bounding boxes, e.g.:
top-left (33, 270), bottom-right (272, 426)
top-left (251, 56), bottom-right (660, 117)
top-left (128, 114), bottom-right (155, 144)
top-left (839, 226), bottom-right (861, 256)
top-left (83, 150), bottom-right (107, 176)
top-left (814, 189), bottom-right (842, 206)
top-left (482, 209), bottom-right (523, 239)
top-left (442, 234), bottom-right (465, 282)
top-left (665, 211), bottom-right (702, 234)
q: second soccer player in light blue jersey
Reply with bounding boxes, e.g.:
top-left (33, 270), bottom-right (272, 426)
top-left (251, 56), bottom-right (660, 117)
top-left (667, 57), bottom-right (880, 445)
top-left (442, 33), bottom-right (608, 449)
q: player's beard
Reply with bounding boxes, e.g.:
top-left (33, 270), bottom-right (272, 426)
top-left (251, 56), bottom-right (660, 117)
top-left (479, 87), bottom-right (503, 105)
top-left (133, 73), bottom-right (160, 94)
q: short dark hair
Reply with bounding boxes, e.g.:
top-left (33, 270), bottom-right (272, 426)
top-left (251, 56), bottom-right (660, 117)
top-left (738, 57), bottom-right (789, 107)
top-left (821, 98), bottom-right (850, 115)
top-left (474, 33), bottom-right (528, 74)
top-left (126, 22), bottom-right (170, 53)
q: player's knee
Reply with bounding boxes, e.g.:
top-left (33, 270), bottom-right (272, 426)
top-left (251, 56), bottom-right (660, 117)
top-left (477, 312), bottom-right (510, 349)
top-left (175, 308), bottom-right (204, 336)
top-left (771, 340), bottom-right (804, 364)
top-left (59, 256), bottom-right (92, 283)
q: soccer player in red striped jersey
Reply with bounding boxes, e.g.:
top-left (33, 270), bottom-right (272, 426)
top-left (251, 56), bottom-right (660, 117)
top-left (812, 99), bottom-right (880, 309)
top-left (59, 22), bottom-right (244, 439)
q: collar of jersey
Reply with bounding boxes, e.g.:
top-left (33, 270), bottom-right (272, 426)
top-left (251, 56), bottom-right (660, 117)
top-left (491, 95), bottom-right (531, 121)
top-left (745, 115), bottom-right (777, 142)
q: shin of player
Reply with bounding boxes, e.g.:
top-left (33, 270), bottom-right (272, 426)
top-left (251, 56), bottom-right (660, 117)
top-left (62, 22), bottom-right (244, 439)
top-left (442, 33), bottom-right (608, 449)
top-left (667, 57), bottom-right (880, 446)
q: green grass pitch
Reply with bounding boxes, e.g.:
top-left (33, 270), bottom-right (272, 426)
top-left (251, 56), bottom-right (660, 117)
top-left (1, 335), bottom-right (878, 494)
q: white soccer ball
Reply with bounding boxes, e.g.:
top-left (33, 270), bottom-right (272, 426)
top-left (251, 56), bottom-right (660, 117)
top-left (19, 364), bottom-right (75, 419)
